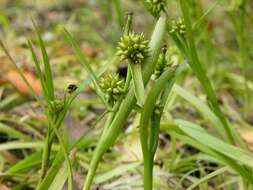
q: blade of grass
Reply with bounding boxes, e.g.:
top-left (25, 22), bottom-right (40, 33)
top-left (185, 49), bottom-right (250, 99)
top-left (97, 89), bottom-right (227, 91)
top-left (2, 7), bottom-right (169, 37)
top-left (94, 162), bottom-right (141, 184)
top-left (166, 131), bottom-right (253, 183)
top-left (63, 28), bottom-right (106, 104)
top-left (0, 40), bottom-right (45, 110)
top-left (27, 40), bottom-right (49, 103)
top-left (7, 151), bottom-right (42, 174)
top-left (32, 20), bottom-right (55, 100)
top-left (187, 166), bottom-right (229, 190)
top-left (0, 122), bottom-right (30, 141)
top-left (173, 84), bottom-right (226, 139)
top-left (175, 119), bottom-right (253, 168)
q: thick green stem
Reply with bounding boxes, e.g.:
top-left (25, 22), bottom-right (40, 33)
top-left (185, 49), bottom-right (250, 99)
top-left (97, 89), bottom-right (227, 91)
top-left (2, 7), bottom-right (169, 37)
top-left (82, 16), bottom-right (167, 190)
top-left (144, 156), bottom-right (153, 190)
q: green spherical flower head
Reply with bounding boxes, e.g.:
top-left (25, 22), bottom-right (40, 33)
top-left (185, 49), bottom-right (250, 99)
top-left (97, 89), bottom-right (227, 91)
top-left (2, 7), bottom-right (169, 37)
top-left (100, 74), bottom-right (125, 105)
top-left (170, 19), bottom-right (186, 36)
top-left (49, 99), bottom-right (64, 112)
top-left (117, 32), bottom-right (149, 65)
top-left (145, 0), bottom-right (166, 17)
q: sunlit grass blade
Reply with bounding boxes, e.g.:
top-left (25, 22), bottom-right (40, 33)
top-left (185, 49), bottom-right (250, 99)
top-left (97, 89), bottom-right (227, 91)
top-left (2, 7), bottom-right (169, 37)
top-left (175, 119), bottom-right (253, 169)
top-left (63, 28), bottom-right (106, 103)
top-left (187, 166), bottom-right (229, 190)
top-left (0, 122), bottom-right (30, 140)
top-left (7, 152), bottom-right (42, 174)
top-left (165, 129), bottom-right (253, 183)
top-left (173, 84), bottom-right (226, 140)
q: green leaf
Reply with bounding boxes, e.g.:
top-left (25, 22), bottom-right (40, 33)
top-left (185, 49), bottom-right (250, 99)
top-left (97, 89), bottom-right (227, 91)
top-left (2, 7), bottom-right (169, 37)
top-left (7, 151), bottom-right (42, 174)
top-left (94, 162), bottom-right (141, 184)
top-left (175, 119), bottom-right (253, 168)
top-left (27, 40), bottom-right (49, 102)
top-left (32, 20), bottom-right (55, 100)
top-left (173, 84), bottom-right (226, 140)
top-left (0, 122), bottom-right (30, 140)
top-left (187, 166), bottom-right (229, 190)
top-left (63, 28), bottom-right (105, 103)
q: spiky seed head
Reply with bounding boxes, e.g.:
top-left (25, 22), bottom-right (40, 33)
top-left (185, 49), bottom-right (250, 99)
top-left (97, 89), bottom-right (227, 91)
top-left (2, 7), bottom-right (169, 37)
top-left (117, 32), bottom-right (149, 65)
top-left (49, 99), bottom-right (64, 112)
top-left (154, 45), bottom-right (168, 78)
top-left (145, 0), bottom-right (166, 17)
top-left (100, 74), bottom-right (125, 105)
top-left (170, 19), bottom-right (186, 36)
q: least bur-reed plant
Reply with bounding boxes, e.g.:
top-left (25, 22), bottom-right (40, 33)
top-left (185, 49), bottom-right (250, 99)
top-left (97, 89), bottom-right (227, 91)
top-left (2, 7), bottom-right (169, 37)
top-left (75, 13), bottom-right (167, 190)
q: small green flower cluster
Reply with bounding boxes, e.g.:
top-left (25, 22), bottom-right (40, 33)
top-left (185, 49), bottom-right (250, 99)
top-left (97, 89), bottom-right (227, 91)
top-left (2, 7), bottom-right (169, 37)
top-left (154, 45), bottom-right (168, 78)
top-left (49, 99), bottom-right (64, 112)
top-left (145, 0), bottom-right (166, 17)
top-left (100, 74), bottom-right (125, 105)
top-left (170, 19), bottom-right (186, 36)
top-left (117, 32), bottom-right (149, 65)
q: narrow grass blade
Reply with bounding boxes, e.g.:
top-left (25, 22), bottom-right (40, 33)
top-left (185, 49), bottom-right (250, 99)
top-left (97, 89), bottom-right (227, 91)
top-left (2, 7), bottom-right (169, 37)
top-left (94, 162), bottom-right (141, 184)
top-left (166, 131), bottom-right (253, 183)
top-left (175, 119), bottom-right (253, 168)
top-left (0, 122), bottom-right (30, 140)
top-left (7, 151), bottom-right (42, 174)
top-left (32, 20), bottom-right (55, 100)
top-left (187, 166), bottom-right (229, 190)
top-left (63, 28), bottom-right (105, 103)
top-left (27, 40), bottom-right (49, 102)
top-left (173, 84), bottom-right (226, 140)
